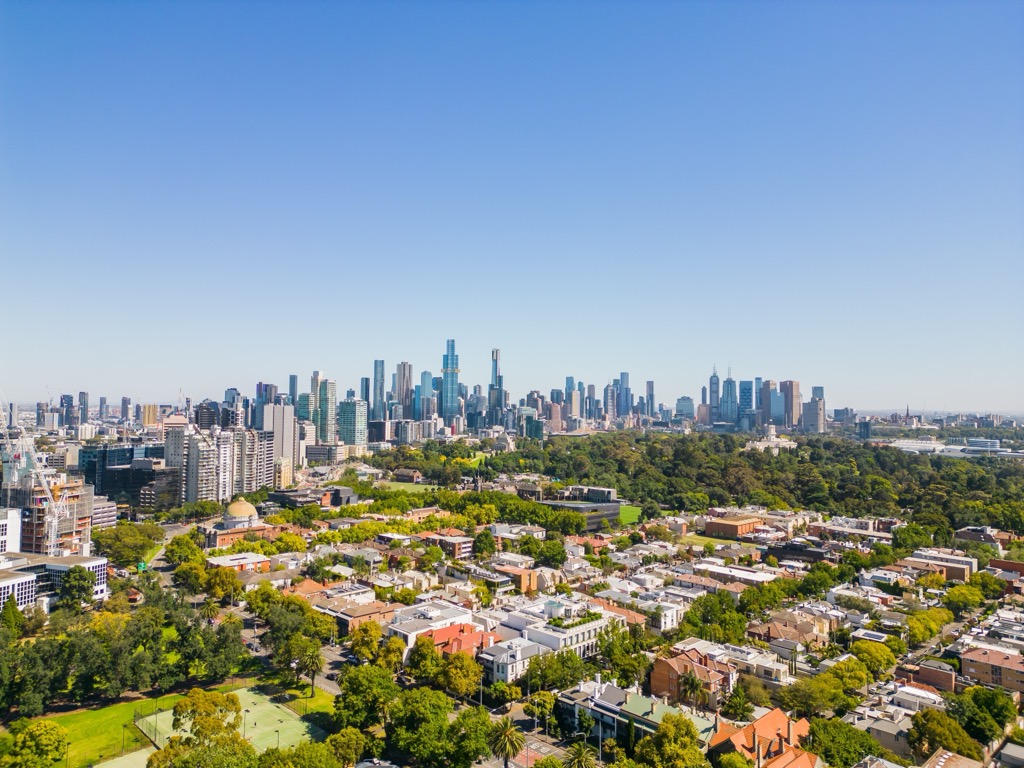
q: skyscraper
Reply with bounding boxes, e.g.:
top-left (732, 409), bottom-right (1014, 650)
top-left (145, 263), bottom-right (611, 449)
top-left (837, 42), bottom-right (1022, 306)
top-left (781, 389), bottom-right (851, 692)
top-left (288, 375), bottom-right (298, 406)
top-left (708, 369), bottom-right (720, 421)
top-left (372, 360), bottom-right (386, 421)
top-left (78, 391), bottom-right (89, 424)
top-left (60, 394), bottom-right (74, 427)
top-left (759, 380), bottom-right (777, 426)
top-left (395, 362), bottom-right (413, 417)
top-left (419, 370), bottom-right (435, 420)
top-left (811, 386), bottom-right (825, 401)
top-left (754, 377), bottom-right (763, 410)
top-left (360, 377), bottom-right (370, 404)
top-left (120, 396), bottom-right (131, 422)
top-left (618, 372), bottom-right (631, 417)
top-left (720, 375), bottom-right (738, 423)
top-left (491, 349), bottom-right (501, 389)
top-left (441, 339), bottom-right (460, 421)
top-left (739, 381), bottom-right (754, 415)
top-left (317, 378), bottom-right (337, 444)
top-left (262, 403), bottom-right (299, 467)
top-left (565, 376), bottom-right (575, 402)
top-left (780, 380), bottom-right (802, 429)
top-left (338, 398), bottom-right (368, 447)
top-left (646, 381), bottom-right (655, 417)
top-left (98, 397), bottom-right (108, 419)
top-left (603, 383), bottom-right (617, 420)
top-left (310, 371), bottom-right (323, 431)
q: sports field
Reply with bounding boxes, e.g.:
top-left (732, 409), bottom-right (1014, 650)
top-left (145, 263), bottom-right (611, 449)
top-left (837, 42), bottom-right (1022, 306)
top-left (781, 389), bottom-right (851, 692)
top-left (135, 687), bottom-right (325, 753)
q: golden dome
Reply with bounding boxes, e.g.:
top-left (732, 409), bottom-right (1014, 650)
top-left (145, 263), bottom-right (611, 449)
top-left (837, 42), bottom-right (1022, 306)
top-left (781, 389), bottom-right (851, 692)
top-left (225, 499), bottom-right (257, 518)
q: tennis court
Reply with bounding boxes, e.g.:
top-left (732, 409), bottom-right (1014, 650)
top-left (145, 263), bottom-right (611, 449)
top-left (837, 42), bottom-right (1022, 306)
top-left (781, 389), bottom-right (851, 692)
top-left (135, 687), bottom-right (325, 753)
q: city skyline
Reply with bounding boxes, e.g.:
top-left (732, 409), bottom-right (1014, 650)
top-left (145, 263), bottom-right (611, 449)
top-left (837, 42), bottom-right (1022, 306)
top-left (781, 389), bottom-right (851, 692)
top-left (2, 3), bottom-right (1022, 411)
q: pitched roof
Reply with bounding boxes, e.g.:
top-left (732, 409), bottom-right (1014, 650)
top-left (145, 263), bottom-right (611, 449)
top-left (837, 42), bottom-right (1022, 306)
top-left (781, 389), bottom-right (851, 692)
top-left (709, 708), bottom-right (809, 760)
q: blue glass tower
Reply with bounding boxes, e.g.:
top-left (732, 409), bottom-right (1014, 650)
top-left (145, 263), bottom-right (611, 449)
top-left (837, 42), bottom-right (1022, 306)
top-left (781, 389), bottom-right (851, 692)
top-left (441, 339), bottom-right (460, 420)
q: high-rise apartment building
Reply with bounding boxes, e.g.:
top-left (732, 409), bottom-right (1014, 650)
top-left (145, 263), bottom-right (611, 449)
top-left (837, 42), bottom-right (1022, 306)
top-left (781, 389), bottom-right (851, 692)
top-left (441, 339), bottom-right (460, 422)
top-left (780, 380), bottom-right (802, 429)
top-left (372, 360), bottom-right (386, 421)
top-left (360, 377), bottom-right (370, 404)
top-left (262, 404), bottom-right (298, 468)
top-left (78, 392), bottom-right (89, 424)
top-left (618, 372), bottom-right (632, 417)
top-left (646, 381), bottom-right (655, 417)
top-left (98, 397), bottom-right (108, 419)
top-left (338, 398), bottom-right (368, 447)
top-left (419, 370), bottom-right (435, 421)
top-left (310, 371), bottom-right (324, 434)
top-left (802, 398), bottom-right (826, 434)
top-left (120, 397), bottom-right (131, 422)
top-left (232, 428), bottom-right (274, 494)
top-left (603, 383), bottom-right (617, 420)
top-left (288, 375), bottom-right (298, 405)
top-left (317, 378), bottom-right (337, 444)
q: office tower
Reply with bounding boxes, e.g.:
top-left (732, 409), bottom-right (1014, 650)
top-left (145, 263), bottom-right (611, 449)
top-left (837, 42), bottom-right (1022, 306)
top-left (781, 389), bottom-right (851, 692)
top-left (120, 397), bottom-right (131, 422)
top-left (441, 339), bottom-right (460, 421)
top-left (359, 377), bottom-right (370, 404)
top-left (811, 386), bottom-right (825, 401)
top-left (345, 389), bottom-right (355, 400)
top-left (395, 362), bottom-right (413, 417)
top-left (194, 400), bottom-right (220, 430)
top-left (780, 380), bottom-right (801, 429)
top-left (98, 397), bottom-right (108, 420)
top-left (770, 390), bottom-right (786, 425)
top-left (802, 398), bottom-right (826, 434)
top-left (708, 369), bottom-right (720, 421)
top-left (759, 380), bottom-right (776, 426)
top-left (141, 404), bottom-right (158, 426)
top-left (603, 384), bottom-right (617, 420)
top-left (317, 378), bottom-right (337, 444)
top-left (419, 371), bottom-right (435, 420)
top-left (566, 389), bottom-right (581, 419)
top-left (754, 377), bottom-right (763, 410)
top-left (253, 382), bottom-right (277, 429)
top-left (59, 394), bottom-right (74, 427)
top-left (550, 389), bottom-right (564, 405)
top-left (338, 398), bottom-right (368, 447)
top-left (701, 386), bottom-right (707, 405)
top-left (565, 376), bottom-right (575, 402)
top-left (78, 392), bottom-right (89, 424)
top-left (288, 375), bottom-right (298, 405)
top-left (646, 381), bottom-right (655, 417)
top-left (262, 403), bottom-right (298, 467)
top-left (720, 375), bottom-right (738, 423)
top-left (586, 384), bottom-right (596, 419)
top-left (739, 381), bottom-right (754, 415)
top-left (310, 371), bottom-right (324, 432)
top-left (35, 402), bottom-right (46, 427)
top-left (491, 349), bottom-right (501, 389)
top-left (371, 360), bottom-right (386, 421)
top-left (675, 396), bottom-right (695, 419)
top-left (618, 372), bottom-right (632, 417)
top-left (295, 393), bottom-right (311, 422)
top-left (223, 388), bottom-right (241, 405)
top-left (6, 402), bottom-right (17, 428)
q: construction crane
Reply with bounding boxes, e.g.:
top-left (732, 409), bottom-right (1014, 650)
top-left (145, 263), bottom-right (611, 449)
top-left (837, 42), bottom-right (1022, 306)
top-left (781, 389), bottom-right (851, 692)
top-left (0, 390), bottom-right (73, 557)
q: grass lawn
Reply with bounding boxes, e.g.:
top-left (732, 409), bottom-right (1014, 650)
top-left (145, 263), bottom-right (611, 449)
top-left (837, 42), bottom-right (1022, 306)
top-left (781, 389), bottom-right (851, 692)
top-left (45, 694), bottom-right (186, 768)
top-left (619, 505), bottom-right (642, 524)
top-left (381, 482), bottom-right (438, 492)
top-left (677, 534), bottom-right (736, 548)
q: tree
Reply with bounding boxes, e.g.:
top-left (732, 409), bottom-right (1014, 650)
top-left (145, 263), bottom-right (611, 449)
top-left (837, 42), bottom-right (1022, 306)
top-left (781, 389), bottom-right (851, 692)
top-left (564, 742), bottom-right (598, 768)
top-left (326, 728), bottom-right (366, 768)
top-left (490, 681), bottom-right (521, 711)
top-left (805, 718), bottom-right (904, 768)
top-left (524, 691), bottom-right (556, 733)
top-left (449, 706), bottom-right (493, 768)
top-left (0, 597), bottom-right (24, 636)
top-left (333, 665), bottom-right (400, 730)
top-left (386, 688), bottom-right (453, 768)
top-left (199, 599), bottom-right (220, 622)
top-left (348, 620), bottom-right (382, 662)
top-left (11, 720), bottom-right (68, 764)
top-left (173, 562), bottom-right (207, 594)
top-left (825, 658), bottom-right (871, 695)
top-left (474, 531), bottom-right (497, 558)
top-left (170, 688), bottom-right (242, 746)
top-left (718, 755), bottom-right (752, 768)
top-left (419, 545), bottom-right (446, 570)
top-left (916, 572), bottom-right (946, 590)
top-left (534, 758), bottom-right (564, 768)
top-left (407, 635), bottom-right (443, 684)
top-left (908, 709), bottom-right (982, 761)
top-left (778, 675), bottom-right (852, 718)
top-left (299, 641), bottom-right (324, 697)
top-left (892, 523), bottom-right (932, 553)
top-left (57, 565), bottom-right (96, 612)
top-left (488, 716), bottom-right (526, 768)
top-left (942, 585), bottom-right (984, 618)
top-left (165, 534), bottom-right (205, 567)
top-left (204, 567), bottom-right (244, 603)
top-left (849, 640), bottom-right (896, 679)
top-left (147, 733), bottom-right (256, 768)
top-left (375, 636), bottom-right (406, 673)
top-left (633, 713), bottom-right (708, 768)
top-left (966, 684), bottom-right (1017, 728)
top-left (720, 685), bottom-right (753, 722)
top-left (679, 673), bottom-right (702, 710)
top-left (946, 692), bottom-right (1001, 745)
top-left (439, 651), bottom-right (483, 700)
top-left (969, 572), bottom-right (1005, 600)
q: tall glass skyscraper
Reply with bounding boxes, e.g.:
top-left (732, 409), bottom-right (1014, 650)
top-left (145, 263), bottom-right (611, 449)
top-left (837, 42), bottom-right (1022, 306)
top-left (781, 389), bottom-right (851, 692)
top-left (441, 339), bottom-right (460, 420)
top-left (371, 360), bottom-right (386, 421)
top-left (720, 375), bottom-right (738, 423)
top-left (317, 378), bottom-right (337, 444)
top-left (739, 380), bottom-right (754, 415)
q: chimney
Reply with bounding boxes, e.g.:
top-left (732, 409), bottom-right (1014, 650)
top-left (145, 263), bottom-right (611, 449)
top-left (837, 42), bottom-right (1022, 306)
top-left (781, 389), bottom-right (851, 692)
top-left (756, 740), bottom-right (763, 768)
top-left (715, 711), bottom-right (721, 732)
top-left (777, 732), bottom-right (785, 755)
top-left (787, 719), bottom-right (794, 746)
top-left (595, 672), bottom-right (602, 686)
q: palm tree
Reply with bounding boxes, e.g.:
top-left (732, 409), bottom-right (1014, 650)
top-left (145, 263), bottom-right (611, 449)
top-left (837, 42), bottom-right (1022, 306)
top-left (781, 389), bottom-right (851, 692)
top-left (681, 672), bottom-right (702, 711)
top-left (563, 742), bottom-right (597, 768)
top-left (488, 716), bottom-right (525, 768)
top-left (299, 644), bottom-right (324, 697)
top-left (199, 598), bottom-right (219, 622)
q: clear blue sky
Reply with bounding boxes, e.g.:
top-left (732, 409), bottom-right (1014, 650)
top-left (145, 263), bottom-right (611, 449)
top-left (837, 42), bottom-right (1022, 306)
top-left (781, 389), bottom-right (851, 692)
top-left (2, 1), bottom-right (1022, 413)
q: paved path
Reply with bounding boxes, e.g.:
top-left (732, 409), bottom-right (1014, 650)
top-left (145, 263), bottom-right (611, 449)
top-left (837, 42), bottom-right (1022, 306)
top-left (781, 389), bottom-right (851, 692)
top-left (93, 747), bottom-right (156, 768)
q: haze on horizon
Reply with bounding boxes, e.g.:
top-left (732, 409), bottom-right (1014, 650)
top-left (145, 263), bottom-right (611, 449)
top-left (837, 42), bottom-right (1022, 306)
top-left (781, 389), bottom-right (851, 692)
top-left (1, 2), bottom-right (1021, 412)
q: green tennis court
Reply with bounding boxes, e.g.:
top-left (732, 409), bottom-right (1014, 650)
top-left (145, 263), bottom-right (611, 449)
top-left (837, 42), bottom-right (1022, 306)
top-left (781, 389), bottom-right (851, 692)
top-left (135, 687), bottom-right (324, 753)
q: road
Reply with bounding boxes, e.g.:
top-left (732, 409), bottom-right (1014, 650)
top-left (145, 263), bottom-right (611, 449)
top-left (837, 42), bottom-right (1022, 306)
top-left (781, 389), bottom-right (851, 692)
top-left (148, 521), bottom-right (204, 586)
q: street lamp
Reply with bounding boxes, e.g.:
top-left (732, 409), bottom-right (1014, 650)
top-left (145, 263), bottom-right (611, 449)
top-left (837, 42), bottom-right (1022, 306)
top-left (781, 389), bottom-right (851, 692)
top-left (276, 729), bottom-right (280, 749)
top-left (122, 723), bottom-right (128, 755)
top-left (243, 708), bottom-right (251, 738)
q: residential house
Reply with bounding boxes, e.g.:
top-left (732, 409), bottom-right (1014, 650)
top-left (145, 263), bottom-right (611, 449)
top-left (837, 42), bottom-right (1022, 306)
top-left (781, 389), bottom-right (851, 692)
top-left (650, 647), bottom-right (737, 709)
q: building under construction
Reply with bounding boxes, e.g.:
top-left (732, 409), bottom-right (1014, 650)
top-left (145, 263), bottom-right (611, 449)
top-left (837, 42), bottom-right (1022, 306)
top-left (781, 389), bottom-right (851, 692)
top-left (1, 467), bottom-right (94, 556)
